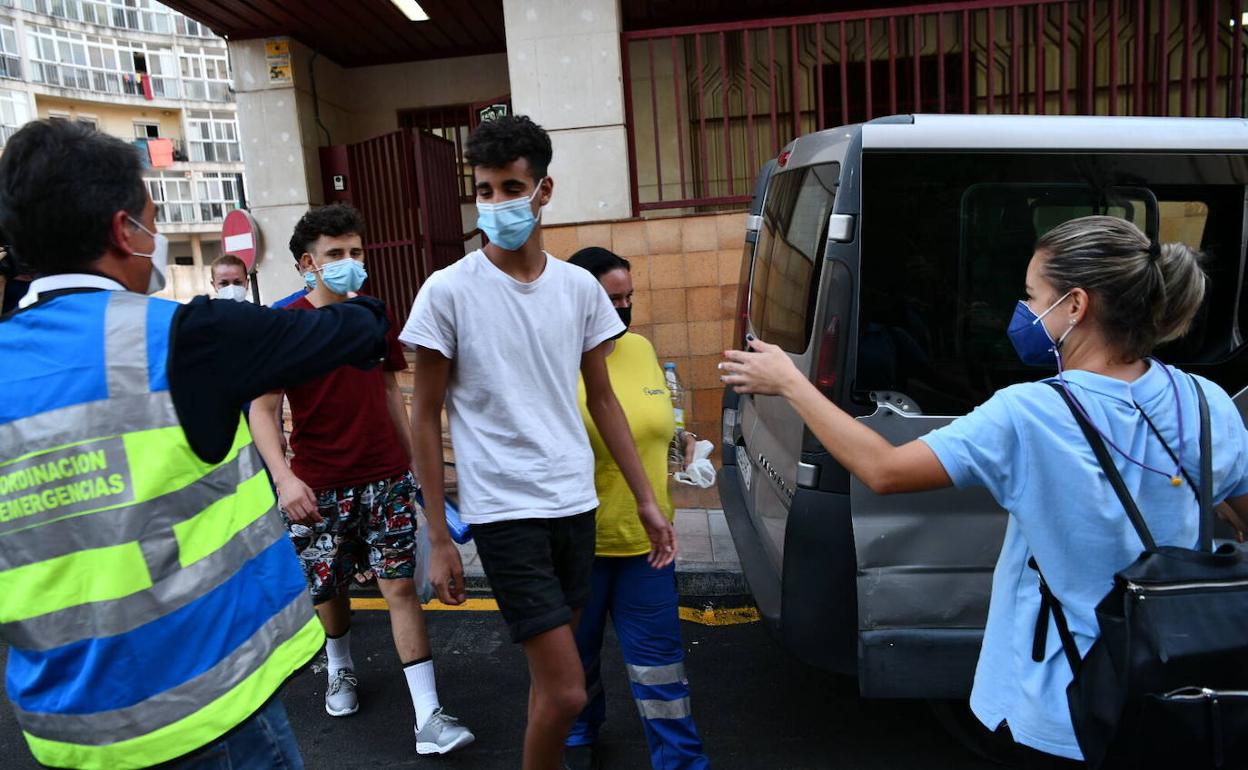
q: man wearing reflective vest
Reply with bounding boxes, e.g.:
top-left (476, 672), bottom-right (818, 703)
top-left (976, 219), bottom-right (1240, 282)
top-left (0, 121), bottom-right (393, 768)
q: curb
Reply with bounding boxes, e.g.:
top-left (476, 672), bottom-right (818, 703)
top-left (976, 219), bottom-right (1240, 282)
top-left (349, 562), bottom-right (749, 601)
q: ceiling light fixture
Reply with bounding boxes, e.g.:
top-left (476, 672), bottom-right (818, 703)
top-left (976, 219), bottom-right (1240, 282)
top-left (389, 0), bottom-right (430, 22)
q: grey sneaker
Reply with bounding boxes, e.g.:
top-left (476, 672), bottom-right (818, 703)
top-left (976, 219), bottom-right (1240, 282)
top-left (324, 668), bottom-right (359, 717)
top-left (415, 708), bottom-right (475, 755)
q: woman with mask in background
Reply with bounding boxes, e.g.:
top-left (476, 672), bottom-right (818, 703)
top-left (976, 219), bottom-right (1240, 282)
top-left (564, 247), bottom-right (709, 770)
top-left (210, 253), bottom-right (250, 302)
top-left (720, 216), bottom-right (1248, 768)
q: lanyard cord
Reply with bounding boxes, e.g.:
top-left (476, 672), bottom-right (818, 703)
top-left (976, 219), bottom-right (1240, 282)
top-left (1054, 355), bottom-right (1187, 486)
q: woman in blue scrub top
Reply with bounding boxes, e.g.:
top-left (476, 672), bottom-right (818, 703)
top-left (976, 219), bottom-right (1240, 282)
top-left (720, 216), bottom-right (1248, 768)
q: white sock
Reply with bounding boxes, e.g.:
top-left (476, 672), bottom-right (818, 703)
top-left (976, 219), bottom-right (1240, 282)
top-left (404, 657), bottom-right (440, 729)
top-left (325, 630), bottom-right (354, 675)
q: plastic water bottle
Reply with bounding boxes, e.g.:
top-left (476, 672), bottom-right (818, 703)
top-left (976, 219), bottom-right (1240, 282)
top-left (664, 362), bottom-right (688, 474)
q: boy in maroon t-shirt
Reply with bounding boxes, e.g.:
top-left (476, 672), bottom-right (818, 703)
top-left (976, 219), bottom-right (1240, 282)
top-left (250, 204), bottom-right (473, 756)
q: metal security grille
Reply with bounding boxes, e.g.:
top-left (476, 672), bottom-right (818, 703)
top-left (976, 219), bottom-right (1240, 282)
top-left (623, 0), bottom-right (1248, 213)
top-left (343, 129), bottom-right (462, 326)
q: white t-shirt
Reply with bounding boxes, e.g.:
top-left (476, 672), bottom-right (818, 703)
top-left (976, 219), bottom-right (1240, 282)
top-left (399, 249), bottom-right (625, 524)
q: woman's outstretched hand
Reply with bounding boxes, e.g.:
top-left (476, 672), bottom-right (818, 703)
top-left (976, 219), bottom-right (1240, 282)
top-left (720, 337), bottom-right (805, 397)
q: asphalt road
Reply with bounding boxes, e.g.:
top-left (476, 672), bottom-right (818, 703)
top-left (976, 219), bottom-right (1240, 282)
top-left (0, 606), bottom-right (1001, 769)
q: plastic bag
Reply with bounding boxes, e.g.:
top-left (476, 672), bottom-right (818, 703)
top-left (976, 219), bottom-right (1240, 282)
top-left (673, 439), bottom-right (717, 488)
top-left (412, 521), bottom-right (435, 604)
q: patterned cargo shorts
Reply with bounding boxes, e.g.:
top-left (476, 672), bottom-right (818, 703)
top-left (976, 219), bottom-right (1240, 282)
top-left (282, 471), bottom-right (418, 604)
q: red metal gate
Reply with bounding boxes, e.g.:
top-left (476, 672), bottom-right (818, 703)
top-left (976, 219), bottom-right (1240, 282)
top-left (330, 129), bottom-right (463, 325)
top-left (623, 0), bottom-right (1248, 213)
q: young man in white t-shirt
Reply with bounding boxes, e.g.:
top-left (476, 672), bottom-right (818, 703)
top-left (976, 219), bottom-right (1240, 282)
top-left (400, 115), bottom-right (677, 770)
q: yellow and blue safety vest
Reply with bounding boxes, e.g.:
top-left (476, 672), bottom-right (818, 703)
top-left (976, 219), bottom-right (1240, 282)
top-left (0, 289), bottom-right (323, 769)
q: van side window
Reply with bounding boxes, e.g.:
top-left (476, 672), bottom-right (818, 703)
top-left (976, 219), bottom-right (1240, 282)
top-left (857, 152), bottom-right (1247, 417)
top-left (749, 163), bottom-right (839, 353)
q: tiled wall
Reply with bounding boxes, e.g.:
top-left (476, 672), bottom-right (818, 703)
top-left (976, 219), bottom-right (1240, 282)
top-left (543, 211), bottom-right (748, 508)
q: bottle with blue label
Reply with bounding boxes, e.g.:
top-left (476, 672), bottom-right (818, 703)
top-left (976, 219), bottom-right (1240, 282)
top-left (664, 362), bottom-right (688, 475)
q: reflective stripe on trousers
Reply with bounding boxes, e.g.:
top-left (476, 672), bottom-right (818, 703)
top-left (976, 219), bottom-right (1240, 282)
top-left (567, 555), bottom-right (709, 770)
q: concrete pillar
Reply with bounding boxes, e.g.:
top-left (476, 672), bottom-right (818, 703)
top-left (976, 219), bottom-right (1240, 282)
top-left (227, 37), bottom-right (329, 303)
top-left (502, 0), bottom-right (631, 224)
top-left (189, 233), bottom-right (203, 266)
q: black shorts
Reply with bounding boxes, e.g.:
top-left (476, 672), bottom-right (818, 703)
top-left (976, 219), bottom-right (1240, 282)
top-left (472, 510), bottom-right (597, 643)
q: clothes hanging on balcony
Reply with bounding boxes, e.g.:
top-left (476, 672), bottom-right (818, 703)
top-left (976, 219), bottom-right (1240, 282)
top-left (147, 137), bottom-right (174, 168)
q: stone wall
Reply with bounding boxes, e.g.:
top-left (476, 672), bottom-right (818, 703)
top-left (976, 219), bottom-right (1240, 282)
top-left (543, 210), bottom-right (748, 508)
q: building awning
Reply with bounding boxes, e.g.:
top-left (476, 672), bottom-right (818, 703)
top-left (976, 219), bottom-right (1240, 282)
top-left (158, 0), bottom-right (506, 67)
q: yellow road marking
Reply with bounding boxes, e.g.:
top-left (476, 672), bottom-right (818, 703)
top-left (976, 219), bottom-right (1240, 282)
top-left (678, 605), bottom-right (761, 626)
top-left (350, 597), bottom-right (760, 626)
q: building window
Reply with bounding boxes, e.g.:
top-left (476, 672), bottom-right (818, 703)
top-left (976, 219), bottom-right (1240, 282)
top-left (186, 109), bottom-right (240, 162)
top-left (146, 171), bottom-right (195, 224)
top-left (75, 115), bottom-right (97, 129)
top-left (0, 88), bottom-right (30, 148)
top-left (0, 23), bottom-right (20, 80)
top-left (196, 171), bottom-right (243, 222)
top-left (25, 25), bottom-right (176, 98)
top-left (174, 13), bottom-right (215, 39)
top-left (398, 105), bottom-right (475, 201)
top-left (179, 47), bottom-right (231, 102)
top-left (19, 0), bottom-right (174, 36)
top-left (134, 120), bottom-right (159, 138)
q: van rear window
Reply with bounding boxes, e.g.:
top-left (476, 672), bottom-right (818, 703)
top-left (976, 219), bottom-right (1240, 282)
top-left (856, 152), bottom-right (1248, 417)
top-left (749, 163), bottom-right (839, 353)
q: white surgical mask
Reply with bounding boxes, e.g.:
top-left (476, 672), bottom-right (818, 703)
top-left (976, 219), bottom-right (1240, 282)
top-left (216, 284), bottom-right (248, 302)
top-left (127, 216), bottom-right (168, 295)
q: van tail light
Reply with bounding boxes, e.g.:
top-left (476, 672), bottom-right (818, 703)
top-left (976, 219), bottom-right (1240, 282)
top-left (814, 315), bottom-right (840, 397)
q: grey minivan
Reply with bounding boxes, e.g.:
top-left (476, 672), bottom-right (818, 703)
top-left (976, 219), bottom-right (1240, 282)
top-left (719, 114), bottom-right (1248, 734)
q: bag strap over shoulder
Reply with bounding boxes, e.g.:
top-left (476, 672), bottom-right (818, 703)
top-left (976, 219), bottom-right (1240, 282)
top-left (1194, 378), bottom-right (1213, 550)
top-left (1047, 382), bottom-right (1157, 552)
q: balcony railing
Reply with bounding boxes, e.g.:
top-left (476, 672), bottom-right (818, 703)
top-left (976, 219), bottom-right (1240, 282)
top-left (181, 79), bottom-right (230, 102)
top-left (623, 0), bottom-right (1248, 213)
top-left (0, 124), bottom-right (19, 147)
top-left (28, 60), bottom-right (229, 102)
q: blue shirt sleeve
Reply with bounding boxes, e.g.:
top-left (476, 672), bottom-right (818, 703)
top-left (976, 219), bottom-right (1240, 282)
top-left (1198, 376), bottom-right (1248, 501)
top-left (919, 387), bottom-right (1030, 512)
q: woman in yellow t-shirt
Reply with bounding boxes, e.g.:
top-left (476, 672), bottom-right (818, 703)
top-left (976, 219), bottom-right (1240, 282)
top-left (565, 247), bottom-right (709, 770)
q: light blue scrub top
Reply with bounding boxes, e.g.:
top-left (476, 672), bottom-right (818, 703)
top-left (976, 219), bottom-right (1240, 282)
top-left (921, 362), bottom-right (1248, 760)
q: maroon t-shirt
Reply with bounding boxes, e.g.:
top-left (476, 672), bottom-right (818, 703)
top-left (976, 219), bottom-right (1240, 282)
top-left (285, 296), bottom-right (410, 491)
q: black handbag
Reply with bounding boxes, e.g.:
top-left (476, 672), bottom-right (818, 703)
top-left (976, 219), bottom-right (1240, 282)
top-left (1030, 379), bottom-right (1248, 769)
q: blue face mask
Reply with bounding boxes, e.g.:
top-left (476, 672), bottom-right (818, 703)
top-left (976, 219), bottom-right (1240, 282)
top-left (315, 258), bottom-right (368, 295)
top-left (477, 178), bottom-right (545, 251)
top-left (1006, 291), bottom-right (1074, 367)
top-left (303, 271), bottom-right (318, 291)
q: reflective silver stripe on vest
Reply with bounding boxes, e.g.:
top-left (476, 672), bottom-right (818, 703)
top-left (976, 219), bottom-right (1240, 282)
top-left (104, 292), bottom-right (151, 397)
top-left (1, 505), bottom-right (286, 651)
top-left (0, 446), bottom-right (263, 572)
top-left (635, 697), bottom-right (693, 721)
top-left (13, 589), bottom-right (313, 744)
top-left (0, 395), bottom-right (180, 476)
top-left (626, 662), bottom-right (688, 687)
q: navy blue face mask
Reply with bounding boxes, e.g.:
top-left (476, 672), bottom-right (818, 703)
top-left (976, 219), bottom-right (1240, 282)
top-left (1006, 291), bottom-right (1074, 367)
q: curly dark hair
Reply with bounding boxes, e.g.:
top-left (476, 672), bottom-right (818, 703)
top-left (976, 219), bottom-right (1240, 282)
top-left (465, 115), bottom-right (552, 181)
top-left (288, 203), bottom-right (366, 262)
top-left (0, 120), bottom-right (146, 274)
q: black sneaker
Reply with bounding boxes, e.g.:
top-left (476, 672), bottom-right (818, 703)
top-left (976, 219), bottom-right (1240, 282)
top-left (563, 744), bottom-right (597, 770)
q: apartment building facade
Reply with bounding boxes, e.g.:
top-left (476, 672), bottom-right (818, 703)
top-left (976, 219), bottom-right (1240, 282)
top-left (0, 0), bottom-right (244, 298)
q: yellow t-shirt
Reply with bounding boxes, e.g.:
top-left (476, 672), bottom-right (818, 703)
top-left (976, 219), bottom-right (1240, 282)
top-left (577, 332), bottom-right (676, 557)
